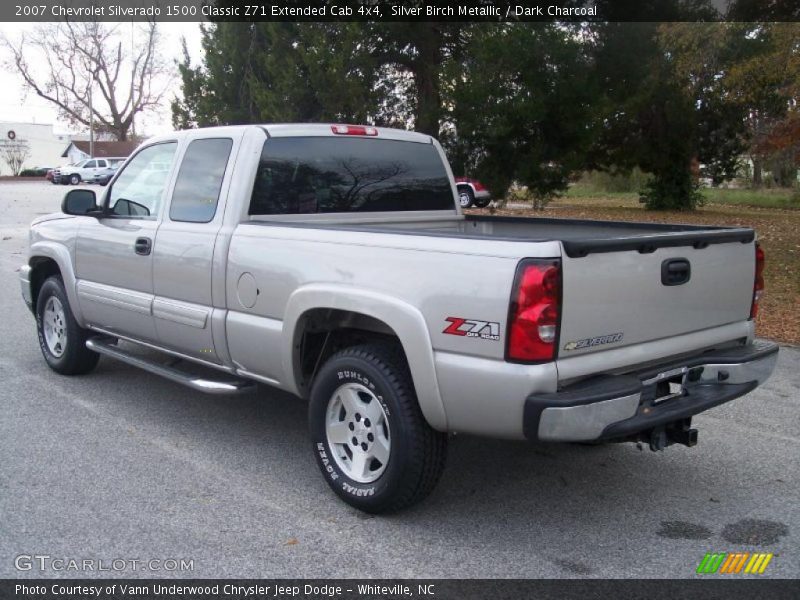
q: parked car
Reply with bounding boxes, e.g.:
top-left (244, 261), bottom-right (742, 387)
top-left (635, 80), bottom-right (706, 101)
top-left (46, 169), bottom-right (54, 182)
top-left (54, 157), bottom-right (126, 185)
top-left (91, 164), bottom-right (121, 186)
top-left (455, 177), bottom-right (492, 208)
top-left (20, 124), bottom-right (777, 513)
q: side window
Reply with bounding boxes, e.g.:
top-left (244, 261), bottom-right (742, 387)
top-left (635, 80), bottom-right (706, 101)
top-left (107, 142), bottom-right (177, 219)
top-left (169, 138), bottom-right (233, 223)
top-left (84, 160), bottom-right (96, 169)
top-left (97, 160), bottom-right (107, 168)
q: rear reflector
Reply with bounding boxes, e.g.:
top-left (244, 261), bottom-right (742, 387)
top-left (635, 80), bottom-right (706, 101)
top-left (506, 258), bottom-right (562, 362)
top-left (750, 243), bottom-right (765, 319)
top-left (331, 124), bottom-right (378, 136)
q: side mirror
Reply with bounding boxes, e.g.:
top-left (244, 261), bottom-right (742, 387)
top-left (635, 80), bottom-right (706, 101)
top-left (62, 189), bottom-right (101, 216)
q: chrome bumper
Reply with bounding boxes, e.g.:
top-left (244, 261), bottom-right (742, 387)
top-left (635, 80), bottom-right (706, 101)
top-left (525, 341), bottom-right (779, 442)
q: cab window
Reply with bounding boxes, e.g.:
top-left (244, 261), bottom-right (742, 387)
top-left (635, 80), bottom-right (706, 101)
top-left (169, 138), bottom-right (233, 223)
top-left (107, 142), bottom-right (177, 219)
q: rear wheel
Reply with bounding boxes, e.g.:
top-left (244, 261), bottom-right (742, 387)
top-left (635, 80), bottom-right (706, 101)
top-left (474, 196), bottom-right (491, 208)
top-left (36, 276), bottom-right (99, 375)
top-left (309, 344), bottom-right (447, 513)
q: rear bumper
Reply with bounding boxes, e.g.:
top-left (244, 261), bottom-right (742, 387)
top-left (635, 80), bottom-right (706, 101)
top-left (524, 341), bottom-right (779, 442)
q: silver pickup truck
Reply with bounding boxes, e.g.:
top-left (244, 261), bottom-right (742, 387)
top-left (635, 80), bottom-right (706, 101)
top-left (20, 124), bottom-right (778, 513)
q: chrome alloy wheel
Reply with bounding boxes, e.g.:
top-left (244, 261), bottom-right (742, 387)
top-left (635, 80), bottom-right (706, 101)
top-left (43, 296), bottom-right (67, 357)
top-left (326, 383), bottom-right (391, 483)
top-left (459, 191), bottom-right (471, 207)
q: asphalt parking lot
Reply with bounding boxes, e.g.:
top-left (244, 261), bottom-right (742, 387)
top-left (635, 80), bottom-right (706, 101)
top-left (0, 181), bottom-right (798, 579)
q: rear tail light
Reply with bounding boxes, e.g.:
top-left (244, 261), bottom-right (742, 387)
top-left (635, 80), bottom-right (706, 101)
top-left (331, 124), bottom-right (378, 136)
top-left (750, 242), bottom-right (765, 319)
top-left (506, 258), bottom-right (562, 362)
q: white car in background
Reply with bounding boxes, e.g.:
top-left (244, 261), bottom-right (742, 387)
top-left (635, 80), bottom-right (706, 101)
top-left (53, 157), bottom-right (126, 185)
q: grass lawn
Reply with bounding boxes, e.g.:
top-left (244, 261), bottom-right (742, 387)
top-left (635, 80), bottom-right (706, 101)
top-left (565, 183), bottom-right (799, 209)
top-left (469, 195), bottom-right (800, 346)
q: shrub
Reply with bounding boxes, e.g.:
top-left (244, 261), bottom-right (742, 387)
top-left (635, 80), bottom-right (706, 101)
top-left (19, 168), bottom-right (48, 177)
top-left (640, 169), bottom-right (704, 211)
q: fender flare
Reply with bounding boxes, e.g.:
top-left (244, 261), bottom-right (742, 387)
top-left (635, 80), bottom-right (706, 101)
top-left (283, 284), bottom-right (448, 431)
top-left (29, 241), bottom-right (85, 325)
top-left (456, 181), bottom-right (477, 194)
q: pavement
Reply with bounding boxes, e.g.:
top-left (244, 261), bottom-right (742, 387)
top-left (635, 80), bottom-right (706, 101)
top-left (0, 181), bottom-right (798, 579)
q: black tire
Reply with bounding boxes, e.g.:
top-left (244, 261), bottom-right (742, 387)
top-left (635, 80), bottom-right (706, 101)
top-left (474, 196), bottom-right (492, 208)
top-left (35, 276), bottom-right (99, 375)
top-left (458, 186), bottom-right (474, 209)
top-left (69, 174), bottom-right (80, 185)
top-left (309, 344), bottom-right (447, 513)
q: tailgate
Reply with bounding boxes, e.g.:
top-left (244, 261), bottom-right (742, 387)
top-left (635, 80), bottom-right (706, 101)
top-left (558, 238), bottom-right (756, 358)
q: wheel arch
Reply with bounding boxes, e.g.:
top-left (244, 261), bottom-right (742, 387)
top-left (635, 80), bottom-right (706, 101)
top-left (28, 242), bottom-right (84, 324)
top-left (283, 285), bottom-right (448, 431)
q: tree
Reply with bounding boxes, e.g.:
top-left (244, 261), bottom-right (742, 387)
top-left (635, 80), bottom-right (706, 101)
top-left (173, 23), bottom-right (379, 129)
top-left (1, 141), bottom-right (31, 176)
top-left (587, 21), bottom-right (707, 210)
top-left (447, 23), bottom-right (598, 204)
top-left (3, 22), bottom-right (167, 141)
top-left (661, 22), bottom-right (800, 188)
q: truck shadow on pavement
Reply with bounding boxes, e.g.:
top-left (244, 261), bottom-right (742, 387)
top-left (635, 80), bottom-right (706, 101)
top-left (56, 354), bottom-right (791, 577)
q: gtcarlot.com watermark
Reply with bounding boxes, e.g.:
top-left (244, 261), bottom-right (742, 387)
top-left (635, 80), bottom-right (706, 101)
top-left (15, 554), bottom-right (194, 572)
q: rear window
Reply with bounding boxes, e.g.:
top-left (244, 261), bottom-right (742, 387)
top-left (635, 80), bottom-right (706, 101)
top-left (249, 137), bottom-right (453, 215)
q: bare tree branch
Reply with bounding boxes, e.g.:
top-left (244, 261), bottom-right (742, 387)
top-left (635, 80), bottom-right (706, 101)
top-left (1, 22), bottom-right (170, 141)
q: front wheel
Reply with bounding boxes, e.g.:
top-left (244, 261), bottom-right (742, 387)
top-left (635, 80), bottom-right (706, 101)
top-left (309, 344), bottom-right (447, 513)
top-left (458, 187), bottom-right (474, 208)
top-left (36, 276), bottom-right (99, 375)
top-left (69, 174), bottom-right (80, 185)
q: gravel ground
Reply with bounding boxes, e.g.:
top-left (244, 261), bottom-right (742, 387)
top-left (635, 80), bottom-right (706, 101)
top-left (0, 181), bottom-right (797, 579)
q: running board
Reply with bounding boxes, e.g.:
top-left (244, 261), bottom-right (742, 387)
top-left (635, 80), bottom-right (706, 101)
top-left (86, 337), bottom-right (256, 395)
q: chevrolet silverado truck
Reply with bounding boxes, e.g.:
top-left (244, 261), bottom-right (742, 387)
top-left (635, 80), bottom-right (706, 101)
top-left (20, 124), bottom-right (778, 513)
top-left (54, 157), bottom-right (126, 185)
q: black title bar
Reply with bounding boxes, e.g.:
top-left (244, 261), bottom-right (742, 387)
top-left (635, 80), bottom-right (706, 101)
top-left (5, 0), bottom-right (800, 22)
top-left (2, 579), bottom-right (800, 600)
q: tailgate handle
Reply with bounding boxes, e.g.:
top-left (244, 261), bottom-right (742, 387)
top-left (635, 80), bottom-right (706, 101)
top-left (661, 258), bottom-right (691, 286)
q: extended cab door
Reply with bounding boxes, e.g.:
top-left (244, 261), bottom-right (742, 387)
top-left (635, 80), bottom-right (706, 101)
top-left (75, 142), bottom-right (178, 343)
top-left (152, 134), bottom-right (239, 363)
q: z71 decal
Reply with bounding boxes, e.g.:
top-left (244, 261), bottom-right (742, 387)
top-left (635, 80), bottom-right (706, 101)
top-left (443, 317), bottom-right (500, 341)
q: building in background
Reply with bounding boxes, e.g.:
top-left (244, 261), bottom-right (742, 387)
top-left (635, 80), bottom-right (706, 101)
top-left (61, 140), bottom-right (138, 165)
top-left (0, 122), bottom-right (76, 173)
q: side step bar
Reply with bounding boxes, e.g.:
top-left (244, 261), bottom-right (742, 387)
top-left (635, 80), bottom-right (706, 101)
top-left (86, 337), bottom-right (256, 395)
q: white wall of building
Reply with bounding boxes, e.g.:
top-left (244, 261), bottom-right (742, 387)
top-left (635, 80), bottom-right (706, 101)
top-left (0, 122), bottom-right (73, 174)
